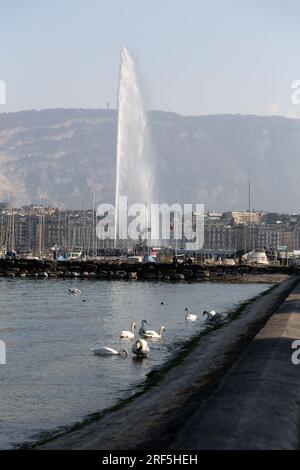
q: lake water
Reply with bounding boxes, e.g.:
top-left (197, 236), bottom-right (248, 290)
top-left (0, 278), bottom-right (271, 449)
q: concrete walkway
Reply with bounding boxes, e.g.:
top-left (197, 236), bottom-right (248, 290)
top-left (172, 281), bottom-right (300, 449)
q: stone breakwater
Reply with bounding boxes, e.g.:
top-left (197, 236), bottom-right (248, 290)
top-left (0, 259), bottom-right (296, 282)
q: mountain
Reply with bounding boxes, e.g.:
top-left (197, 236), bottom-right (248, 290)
top-left (0, 108), bottom-right (299, 212)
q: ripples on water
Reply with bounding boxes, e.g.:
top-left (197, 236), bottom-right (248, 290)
top-left (0, 278), bottom-right (271, 448)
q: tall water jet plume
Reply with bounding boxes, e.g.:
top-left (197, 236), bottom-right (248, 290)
top-left (114, 47), bottom-right (154, 248)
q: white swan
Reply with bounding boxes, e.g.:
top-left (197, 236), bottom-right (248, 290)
top-left (184, 307), bottom-right (198, 321)
top-left (69, 288), bottom-right (81, 294)
top-left (203, 310), bottom-right (223, 324)
top-left (120, 321), bottom-right (136, 339)
top-left (138, 319), bottom-right (148, 335)
top-left (203, 310), bottom-right (216, 319)
top-left (91, 347), bottom-right (128, 357)
top-left (140, 325), bottom-right (166, 340)
top-left (132, 339), bottom-right (150, 357)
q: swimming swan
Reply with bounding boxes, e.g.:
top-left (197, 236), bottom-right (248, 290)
top-left (203, 310), bottom-right (216, 319)
top-left (184, 308), bottom-right (198, 321)
top-left (138, 319), bottom-right (148, 335)
top-left (120, 321), bottom-right (136, 339)
top-left (203, 310), bottom-right (223, 324)
top-left (91, 347), bottom-right (128, 357)
top-left (140, 326), bottom-right (166, 339)
top-left (68, 288), bottom-right (81, 294)
top-left (132, 339), bottom-right (150, 357)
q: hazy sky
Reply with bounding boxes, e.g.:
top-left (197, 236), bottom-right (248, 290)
top-left (1, 0), bottom-right (300, 116)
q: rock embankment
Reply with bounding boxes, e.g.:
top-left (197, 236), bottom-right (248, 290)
top-left (0, 259), bottom-right (295, 282)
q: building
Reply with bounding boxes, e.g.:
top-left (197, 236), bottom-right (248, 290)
top-left (257, 224), bottom-right (282, 250)
top-left (224, 211), bottom-right (265, 225)
top-left (1, 203), bottom-right (300, 258)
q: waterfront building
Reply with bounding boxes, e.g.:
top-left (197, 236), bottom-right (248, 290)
top-left (223, 210), bottom-right (265, 225)
top-left (1, 203), bottom-right (300, 258)
top-left (256, 224), bottom-right (282, 250)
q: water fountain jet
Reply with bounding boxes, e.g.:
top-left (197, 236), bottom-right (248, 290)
top-left (114, 47), bottom-right (154, 248)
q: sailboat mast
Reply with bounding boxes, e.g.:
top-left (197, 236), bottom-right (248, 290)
top-left (12, 195), bottom-right (15, 252)
top-left (64, 201), bottom-right (67, 253)
top-left (28, 208), bottom-right (31, 253)
top-left (92, 193), bottom-right (95, 256)
top-left (7, 192), bottom-right (15, 253)
top-left (58, 199), bottom-right (61, 248)
top-left (83, 200), bottom-right (86, 255)
top-left (248, 179), bottom-right (251, 252)
top-left (95, 196), bottom-right (98, 257)
top-left (38, 198), bottom-right (45, 256)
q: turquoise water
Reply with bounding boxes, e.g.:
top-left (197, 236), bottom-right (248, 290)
top-left (0, 278), bottom-right (271, 449)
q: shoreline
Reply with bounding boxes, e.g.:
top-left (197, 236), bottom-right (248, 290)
top-left (34, 275), bottom-right (298, 450)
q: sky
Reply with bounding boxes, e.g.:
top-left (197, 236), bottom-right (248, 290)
top-left (0, 0), bottom-right (300, 117)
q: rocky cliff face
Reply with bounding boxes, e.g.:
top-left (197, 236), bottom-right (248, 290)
top-left (0, 108), bottom-right (299, 211)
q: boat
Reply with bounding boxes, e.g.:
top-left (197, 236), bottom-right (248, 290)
top-left (19, 253), bottom-right (40, 261)
top-left (58, 250), bottom-right (83, 261)
top-left (242, 248), bottom-right (269, 265)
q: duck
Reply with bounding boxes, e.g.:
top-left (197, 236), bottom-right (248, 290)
top-left (132, 339), bottom-right (150, 357)
top-left (140, 325), bottom-right (166, 340)
top-left (184, 307), bottom-right (198, 321)
top-left (120, 321), bottom-right (137, 339)
top-left (68, 288), bottom-right (81, 294)
top-left (138, 319), bottom-right (148, 335)
top-left (91, 347), bottom-right (128, 357)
